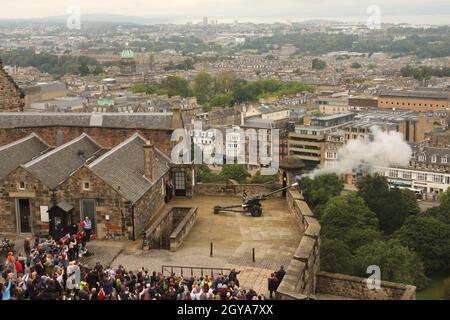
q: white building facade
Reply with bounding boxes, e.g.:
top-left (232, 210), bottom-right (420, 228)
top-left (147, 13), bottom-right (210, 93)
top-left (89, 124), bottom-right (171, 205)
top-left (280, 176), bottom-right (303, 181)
top-left (374, 166), bottom-right (450, 194)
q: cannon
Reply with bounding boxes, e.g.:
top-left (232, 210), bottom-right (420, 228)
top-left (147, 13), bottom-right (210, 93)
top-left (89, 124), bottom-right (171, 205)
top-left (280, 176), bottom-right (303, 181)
top-left (214, 183), bottom-right (299, 217)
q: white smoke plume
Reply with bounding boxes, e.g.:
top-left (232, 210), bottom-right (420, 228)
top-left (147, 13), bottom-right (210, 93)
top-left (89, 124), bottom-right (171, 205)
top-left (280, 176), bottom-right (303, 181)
top-left (305, 126), bottom-right (412, 179)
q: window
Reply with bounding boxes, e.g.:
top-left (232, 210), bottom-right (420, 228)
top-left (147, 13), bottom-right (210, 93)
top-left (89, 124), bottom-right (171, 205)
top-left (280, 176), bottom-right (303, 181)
top-left (83, 181), bottom-right (91, 191)
top-left (433, 175), bottom-right (443, 183)
top-left (431, 155), bottom-right (437, 163)
top-left (326, 152), bottom-right (337, 159)
top-left (18, 182), bottom-right (26, 190)
top-left (442, 157), bottom-right (448, 164)
top-left (417, 173), bottom-right (427, 181)
top-left (402, 171), bottom-right (412, 180)
top-left (389, 170), bottom-right (399, 178)
top-left (418, 154), bottom-right (426, 162)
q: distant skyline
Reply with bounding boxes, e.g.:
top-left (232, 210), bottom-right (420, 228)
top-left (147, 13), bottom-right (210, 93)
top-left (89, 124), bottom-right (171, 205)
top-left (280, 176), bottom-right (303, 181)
top-left (2, 0), bottom-right (450, 25)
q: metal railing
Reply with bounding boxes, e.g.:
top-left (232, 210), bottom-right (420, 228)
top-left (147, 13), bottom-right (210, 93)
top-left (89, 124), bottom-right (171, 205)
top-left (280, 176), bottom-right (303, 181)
top-left (161, 265), bottom-right (231, 277)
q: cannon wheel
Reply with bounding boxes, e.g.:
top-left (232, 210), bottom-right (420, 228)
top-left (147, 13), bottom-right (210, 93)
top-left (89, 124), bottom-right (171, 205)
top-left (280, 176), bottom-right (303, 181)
top-left (250, 205), bottom-right (262, 217)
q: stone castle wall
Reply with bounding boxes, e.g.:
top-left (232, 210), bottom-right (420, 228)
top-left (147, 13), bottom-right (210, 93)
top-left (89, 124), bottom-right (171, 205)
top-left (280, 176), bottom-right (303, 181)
top-left (195, 182), bottom-right (278, 197)
top-left (0, 127), bottom-right (174, 156)
top-left (316, 272), bottom-right (416, 300)
top-left (275, 189), bottom-right (320, 299)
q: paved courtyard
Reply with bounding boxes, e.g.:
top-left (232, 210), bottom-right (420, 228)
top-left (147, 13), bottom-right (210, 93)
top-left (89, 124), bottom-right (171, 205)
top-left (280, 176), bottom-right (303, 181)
top-left (83, 195), bottom-right (303, 295)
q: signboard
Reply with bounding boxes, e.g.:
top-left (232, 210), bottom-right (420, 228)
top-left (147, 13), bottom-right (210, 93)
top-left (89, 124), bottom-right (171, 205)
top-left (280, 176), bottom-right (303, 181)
top-left (40, 206), bottom-right (49, 222)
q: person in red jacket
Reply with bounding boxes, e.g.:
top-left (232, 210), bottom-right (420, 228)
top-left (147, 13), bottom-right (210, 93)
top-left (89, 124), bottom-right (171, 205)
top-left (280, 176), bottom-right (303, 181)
top-left (15, 258), bottom-right (23, 274)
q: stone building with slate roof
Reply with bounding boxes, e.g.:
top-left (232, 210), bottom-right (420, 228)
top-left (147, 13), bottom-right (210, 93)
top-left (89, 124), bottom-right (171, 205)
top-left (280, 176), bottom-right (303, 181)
top-left (0, 134), bottom-right (103, 235)
top-left (0, 133), bottom-right (50, 181)
top-left (0, 133), bottom-right (194, 239)
top-left (57, 133), bottom-right (181, 240)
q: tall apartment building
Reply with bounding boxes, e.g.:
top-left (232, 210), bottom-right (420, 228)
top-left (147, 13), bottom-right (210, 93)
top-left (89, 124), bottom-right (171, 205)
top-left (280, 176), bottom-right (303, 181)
top-left (288, 113), bottom-right (355, 169)
top-left (343, 110), bottom-right (448, 143)
top-left (321, 110), bottom-right (449, 170)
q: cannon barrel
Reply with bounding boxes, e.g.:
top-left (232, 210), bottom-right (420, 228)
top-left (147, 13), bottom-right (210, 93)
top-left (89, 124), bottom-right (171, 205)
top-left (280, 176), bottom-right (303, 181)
top-left (247, 183), bottom-right (299, 202)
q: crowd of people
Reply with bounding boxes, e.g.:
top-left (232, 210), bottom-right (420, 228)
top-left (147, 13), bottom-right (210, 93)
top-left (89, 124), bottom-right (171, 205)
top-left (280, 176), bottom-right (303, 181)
top-left (1, 227), bottom-right (286, 300)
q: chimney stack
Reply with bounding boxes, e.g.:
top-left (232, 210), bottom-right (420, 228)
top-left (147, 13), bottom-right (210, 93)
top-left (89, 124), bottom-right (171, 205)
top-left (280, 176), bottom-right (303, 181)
top-left (143, 140), bottom-right (155, 182)
top-left (171, 105), bottom-right (183, 129)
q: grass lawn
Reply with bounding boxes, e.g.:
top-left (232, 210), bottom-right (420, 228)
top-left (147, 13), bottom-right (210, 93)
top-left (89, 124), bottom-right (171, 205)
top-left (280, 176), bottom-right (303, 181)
top-left (416, 275), bottom-right (450, 300)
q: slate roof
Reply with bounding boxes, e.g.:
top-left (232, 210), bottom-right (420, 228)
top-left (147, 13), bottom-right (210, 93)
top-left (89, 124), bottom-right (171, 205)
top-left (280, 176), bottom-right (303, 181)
top-left (412, 145), bottom-right (450, 165)
top-left (380, 90), bottom-right (449, 100)
top-left (244, 118), bottom-right (275, 129)
top-left (23, 134), bottom-right (102, 189)
top-left (0, 113), bottom-right (173, 130)
top-left (88, 134), bottom-right (171, 203)
top-left (0, 133), bottom-right (50, 180)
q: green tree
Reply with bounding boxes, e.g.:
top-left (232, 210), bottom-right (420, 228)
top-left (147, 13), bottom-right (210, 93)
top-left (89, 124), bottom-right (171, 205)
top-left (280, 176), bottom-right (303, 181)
top-left (78, 64), bottom-right (89, 76)
top-left (196, 165), bottom-right (226, 183)
top-left (161, 76), bottom-right (192, 97)
top-left (320, 193), bottom-right (381, 252)
top-left (214, 71), bottom-right (237, 94)
top-left (193, 72), bottom-right (214, 105)
top-left (92, 65), bottom-right (104, 75)
top-left (350, 62), bottom-right (362, 69)
top-left (208, 94), bottom-right (234, 108)
top-left (400, 189), bottom-right (421, 216)
top-left (433, 189), bottom-right (450, 223)
top-left (300, 174), bottom-right (344, 215)
top-left (219, 164), bottom-right (250, 183)
top-left (395, 215), bottom-right (450, 275)
top-left (358, 174), bottom-right (419, 234)
top-left (320, 239), bottom-right (356, 275)
top-left (354, 239), bottom-right (428, 289)
top-left (312, 58), bottom-right (327, 70)
top-left (251, 170), bottom-right (277, 184)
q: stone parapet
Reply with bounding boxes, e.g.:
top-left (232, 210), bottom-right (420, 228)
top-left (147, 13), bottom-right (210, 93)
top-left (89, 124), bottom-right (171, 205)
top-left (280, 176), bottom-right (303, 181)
top-left (276, 189), bottom-right (320, 299)
top-left (195, 182), bottom-right (278, 197)
top-left (170, 207), bottom-right (198, 252)
top-left (316, 272), bottom-right (416, 300)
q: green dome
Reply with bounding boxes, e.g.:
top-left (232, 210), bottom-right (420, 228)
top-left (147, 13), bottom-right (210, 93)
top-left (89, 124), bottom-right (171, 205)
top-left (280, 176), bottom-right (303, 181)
top-left (121, 49), bottom-right (134, 59)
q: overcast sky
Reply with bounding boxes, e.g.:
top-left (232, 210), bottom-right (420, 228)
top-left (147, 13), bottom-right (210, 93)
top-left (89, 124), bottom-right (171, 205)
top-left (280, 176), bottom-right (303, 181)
top-left (2, 0), bottom-right (450, 22)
